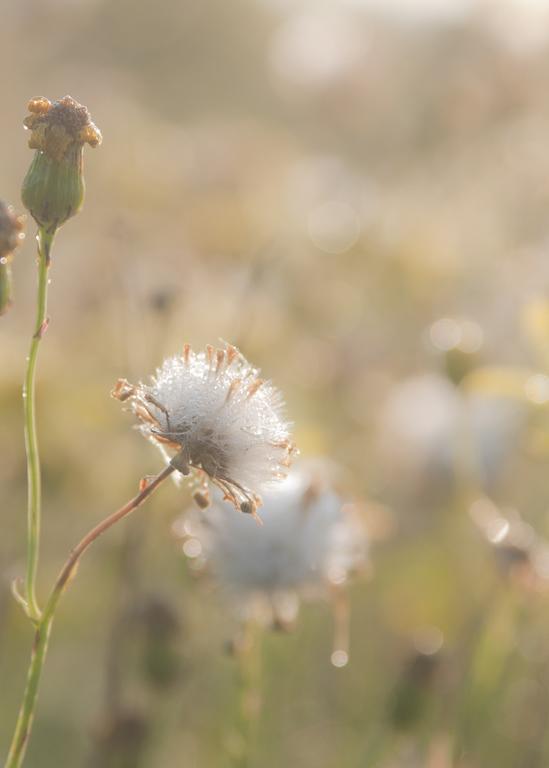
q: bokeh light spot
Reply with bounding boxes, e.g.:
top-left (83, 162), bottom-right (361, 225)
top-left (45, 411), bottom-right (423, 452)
top-left (524, 373), bottom-right (549, 405)
top-left (331, 650), bottom-right (349, 668)
top-left (308, 201), bottom-right (361, 254)
top-left (183, 538), bottom-right (202, 559)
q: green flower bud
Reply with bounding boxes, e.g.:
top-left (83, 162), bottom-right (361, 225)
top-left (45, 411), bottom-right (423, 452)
top-left (0, 201), bottom-right (25, 316)
top-left (21, 95), bottom-right (101, 232)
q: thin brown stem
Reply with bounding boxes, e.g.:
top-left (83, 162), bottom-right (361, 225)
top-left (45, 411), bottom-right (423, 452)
top-left (47, 465), bottom-right (174, 613)
top-left (4, 464), bottom-right (175, 768)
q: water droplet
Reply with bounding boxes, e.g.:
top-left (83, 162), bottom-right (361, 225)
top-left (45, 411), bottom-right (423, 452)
top-left (413, 626), bottom-right (444, 656)
top-left (331, 650), bottom-right (349, 668)
top-left (183, 538), bottom-right (202, 559)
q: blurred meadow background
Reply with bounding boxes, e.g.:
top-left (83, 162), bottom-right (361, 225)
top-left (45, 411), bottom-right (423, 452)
top-left (4, 0), bottom-right (549, 766)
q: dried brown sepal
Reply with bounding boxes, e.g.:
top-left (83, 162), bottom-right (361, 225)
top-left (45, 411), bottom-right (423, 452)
top-left (225, 379), bottom-right (241, 403)
top-left (24, 95), bottom-right (102, 163)
top-left (192, 490), bottom-right (211, 509)
top-left (240, 500), bottom-right (257, 516)
top-left (226, 344), bottom-right (240, 365)
top-left (247, 379), bottom-right (265, 399)
top-left (215, 348), bottom-right (225, 372)
top-left (111, 378), bottom-right (136, 402)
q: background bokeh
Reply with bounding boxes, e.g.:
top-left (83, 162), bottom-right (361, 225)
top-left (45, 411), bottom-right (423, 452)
top-left (4, 0), bottom-right (549, 766)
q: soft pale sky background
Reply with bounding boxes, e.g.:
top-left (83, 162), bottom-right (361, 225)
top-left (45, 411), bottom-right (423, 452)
top-left (264, 0), bottom-right (549, 48)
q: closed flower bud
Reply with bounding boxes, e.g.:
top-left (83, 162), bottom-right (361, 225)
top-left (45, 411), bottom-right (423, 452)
top-left (0, 201), bottom-right (25, 315)
top-left (21, 95), bottom-right (101, 232)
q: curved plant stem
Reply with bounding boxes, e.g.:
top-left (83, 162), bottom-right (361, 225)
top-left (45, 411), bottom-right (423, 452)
top-left (4, 464), bottom-right (175, 768)
top-left (22, 226), bottom-right (55, 622)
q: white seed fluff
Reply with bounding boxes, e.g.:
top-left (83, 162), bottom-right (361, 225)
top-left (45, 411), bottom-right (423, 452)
top-left (175, 462), bottom-right (368, 621)
top-left (112, 343), bottom-right (296, 512)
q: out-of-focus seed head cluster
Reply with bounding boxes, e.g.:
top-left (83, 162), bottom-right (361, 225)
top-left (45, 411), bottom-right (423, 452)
top-left (174, 461), bottom-right (368, 631)
top-left (0, 200), bottom-right (25, 316)
top-left (0, 201), bottom-right (25, 260)
top-left (113, 343), bottom-right (296, 516)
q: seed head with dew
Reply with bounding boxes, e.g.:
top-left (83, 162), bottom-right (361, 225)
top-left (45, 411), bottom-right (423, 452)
top-left (0, 201), bottom-right (25, 316)
top-left (22, 95), bottom-right (102, 232)
top-left (112, 343), bottom-right (296, 517)
top-left (174, 461), bottom-right (368, 665)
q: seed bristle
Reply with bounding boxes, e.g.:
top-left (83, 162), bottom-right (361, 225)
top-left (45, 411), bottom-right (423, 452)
top-left (247, 379), bottom-right (264, 399)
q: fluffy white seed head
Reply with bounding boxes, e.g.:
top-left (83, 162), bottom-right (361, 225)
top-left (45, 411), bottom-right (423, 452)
top-left (174, 461), bottom-right (368, 624)
top-left (112, 343), bottom-right (296, 513)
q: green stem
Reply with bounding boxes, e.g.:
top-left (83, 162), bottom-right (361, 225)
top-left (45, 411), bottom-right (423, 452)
top-left (22, 226), bottom-right (55, 622)
top-left (4, 465), bottom-right (175, 768)
top-left (228, 622), bottom-right (263, 768)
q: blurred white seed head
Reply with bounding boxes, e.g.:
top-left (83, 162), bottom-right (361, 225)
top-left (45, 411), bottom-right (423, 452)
top-left (378, 373), bottom-right (525, 491)
top-left (174, 461), bottom-right (368, 628)
top-left (113, 342), bottom-right (296, 513)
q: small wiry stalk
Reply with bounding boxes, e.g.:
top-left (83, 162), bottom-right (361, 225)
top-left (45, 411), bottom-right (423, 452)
top-left (22, 226), bottom-right (55, 622)
top-left (4, 465), bottom-right (174, 768)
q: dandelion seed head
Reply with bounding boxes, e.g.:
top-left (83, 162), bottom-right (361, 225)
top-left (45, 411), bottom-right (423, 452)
top-left (113, 343), bottom-right (296, 512)
top-left (176, 462), bottom-right (368, 621)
